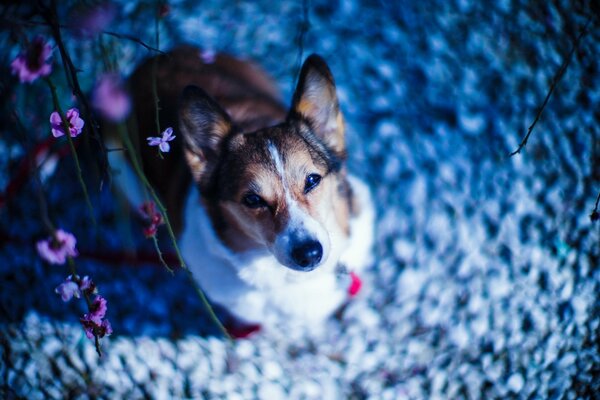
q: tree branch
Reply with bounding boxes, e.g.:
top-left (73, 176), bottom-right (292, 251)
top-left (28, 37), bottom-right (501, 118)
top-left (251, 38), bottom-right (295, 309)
top-left (103, 30), bottom-right (165, 55)
top-left (40, 0), bottom-right (110, 185)
top-left (510, 17), bottom-right (593, 157)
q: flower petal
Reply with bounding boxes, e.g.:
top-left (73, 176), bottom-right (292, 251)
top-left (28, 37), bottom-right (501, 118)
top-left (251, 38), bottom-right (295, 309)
top-left (55, 229), bottom-right (78, 256)
top-left (89, 296), bottom-right (108, 323)
top-left (162, 127), bottom-right (173, 139)
top-left (79, 276), bottom-right (96, 293)
top-left (159, 141), bottom-right (170, 153)
top-left (147, 137), bottom-right (161, 146)
top-left (51, 128), bottom-right (65, 138)
top-left (49, 111), bottom-right (62, 127)
top-left (92, 73), bottom-right (131, 122)
top-left (66, 108), bottom-right (79, 120)
top-left (10, 37), bottom-right (53, 84)
top-left (36, 239), bottom-right (66, 264)
top-left (55, 280), bottom-right (80, 302)
top-left (101, 319), bottom-right (113, 337)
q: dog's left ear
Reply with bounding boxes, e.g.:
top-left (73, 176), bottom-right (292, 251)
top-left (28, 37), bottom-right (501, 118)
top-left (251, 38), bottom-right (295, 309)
top-left (178, 85), bottom-right (233, 186)
top-left (290, 55), bottom-right (345, 154)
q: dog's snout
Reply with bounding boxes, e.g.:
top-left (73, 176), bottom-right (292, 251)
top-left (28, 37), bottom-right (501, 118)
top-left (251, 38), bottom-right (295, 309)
top-left (291, 240), bottom-right (323, 270)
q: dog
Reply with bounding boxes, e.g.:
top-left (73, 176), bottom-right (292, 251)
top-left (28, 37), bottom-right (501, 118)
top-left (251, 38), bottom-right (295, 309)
top-left (107, 46), bottom-right (374, 335)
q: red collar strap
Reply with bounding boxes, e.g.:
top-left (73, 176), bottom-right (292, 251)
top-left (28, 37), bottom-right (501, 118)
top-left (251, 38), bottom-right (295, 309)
top-left (348, 271), bottom-right (362, 297)
top-left (336, 264), bottom-right (362, 298)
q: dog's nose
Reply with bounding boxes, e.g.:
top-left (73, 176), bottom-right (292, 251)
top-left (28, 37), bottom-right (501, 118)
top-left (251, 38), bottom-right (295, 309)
top-left (291, 240), bottom-right (323, 270)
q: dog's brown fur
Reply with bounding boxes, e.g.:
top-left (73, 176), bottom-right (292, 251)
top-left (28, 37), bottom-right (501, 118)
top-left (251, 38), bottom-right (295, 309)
top-left (127, 45), bottom-right (287, 234)
top-left (126, 46), bottom-right (355, 254)
top-left (106, 47), bottom-right (375, 327)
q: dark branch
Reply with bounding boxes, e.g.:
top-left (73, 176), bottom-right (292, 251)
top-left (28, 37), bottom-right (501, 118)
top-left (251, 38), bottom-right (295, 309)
top-left (0, 17), bottom-right (164, 54)
top-left (590, 191), bottom-right (600, 222)
top-left (40, 0), bottom-right (111, 185)
top-left (292, 0), bottom-right (310, 89)
top-left (510, 17), bottom-right (593, 157)
top-left (102, 30), bottom-right (165, 54)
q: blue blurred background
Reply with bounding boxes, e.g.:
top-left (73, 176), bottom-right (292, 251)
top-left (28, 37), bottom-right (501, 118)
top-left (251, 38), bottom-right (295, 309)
top-left (1, 0), bottom-right (599, 398)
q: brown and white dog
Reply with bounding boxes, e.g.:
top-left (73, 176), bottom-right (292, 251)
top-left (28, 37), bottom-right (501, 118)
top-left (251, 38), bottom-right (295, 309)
top-left (108, 46), bottom-right (374, 333)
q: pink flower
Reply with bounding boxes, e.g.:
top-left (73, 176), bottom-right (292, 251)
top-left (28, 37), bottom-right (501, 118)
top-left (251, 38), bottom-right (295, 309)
top-left (85, 296), bottom-right (108, 324)
top-left (80, 296), bottom-right (111, 340)
top-left (55, 275), bottom-right (97, 302)
top-left (50, 108), bottom-right (85, 138)
top-left (36, 229), bottom-right (78, 265)
top-left (79, 275), bottom-right (96, 294)
top-left (140, 201), bottom-right (163, 237)
top-left (10, 36), bottom-right (53, 83)
top-left (55, 277), bottom-right (80, 302)
top-left (80, 316), bottom-right (112, 339)
top-left (147, 127), bottom-right (175, 153)
top-left (200, 49), bottom-right (216, 64)
top-left (101, 319), bottom-right (113, 336)
top-left (91, 73), bottom-right (131, 122)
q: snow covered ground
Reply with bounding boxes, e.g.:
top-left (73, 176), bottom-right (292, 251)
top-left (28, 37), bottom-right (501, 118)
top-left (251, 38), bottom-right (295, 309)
top-left (1, 0), bottom-right (599, 398)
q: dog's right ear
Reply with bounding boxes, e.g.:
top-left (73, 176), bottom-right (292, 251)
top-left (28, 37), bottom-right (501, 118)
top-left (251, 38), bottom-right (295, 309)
top-left (178, 85), bottom-right (232, 184)
top-left (290, 55), bottom-right (345, 155)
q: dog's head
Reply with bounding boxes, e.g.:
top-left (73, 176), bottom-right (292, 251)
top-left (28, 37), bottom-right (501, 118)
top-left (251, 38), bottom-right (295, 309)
top-left (178, 55), bottom-right (350, 272)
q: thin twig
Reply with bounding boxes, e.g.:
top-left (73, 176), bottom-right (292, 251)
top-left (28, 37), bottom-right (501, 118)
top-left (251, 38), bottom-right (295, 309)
top-left (292, 0), bottom-right (310, 89)
top-left (0, 16), bottom-right (164, 54)
top-left (152, 2), bottom-right (163, 142)
top-left (116, 124), bottom-right (230, 338)
top-left (591, 191), bottom-right (600, 217)
top-left (151, 235), bottom-right (171, 272)
top-left (41, 0), bottom-right (110, 185)
top-left (46, 78), bottom-right (98, 228)
top-left (66, 258), bottom-right (103, 357)
top-left (510, 17), bottom-right (592, 156)
top-left (12, 109), bottom-right (104, 357)
top-left (103, 30), bottom-right (165, 55)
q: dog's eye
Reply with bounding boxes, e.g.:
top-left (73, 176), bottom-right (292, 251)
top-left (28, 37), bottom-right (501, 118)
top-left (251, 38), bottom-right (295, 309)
top-left (242, 193), bottom-right (267, 209)
top-left (304, 173), bottom-right (322, 194)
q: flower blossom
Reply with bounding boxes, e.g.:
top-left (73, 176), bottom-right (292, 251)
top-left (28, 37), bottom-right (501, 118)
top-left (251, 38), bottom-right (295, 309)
top-left (36, 229), bottom-right (78, 265)
top-left (147, 127), bottom-right (175, 153)
top-left (54, 275), bottom-right (96, 302)
top-left (10, 36), bottom-right (53, 83)
top-left (80, 295), bottom-right (112, 339)
top-left (86, 296), bottom-right (108, 324)
top-left (200, 49), bottom-right (216, 64)
top-left (91, 73), bottom-right (131, 122)
top-left (50, 108), bottom-right (85, 138)
top-left (140, 201), bottom-right (163, 237)
top-left (79, 275), bottom-right (96, 294)
top-left (80, 316), bottom-right (113, 339)
top-left (55, 277), bottom-right (80, 302)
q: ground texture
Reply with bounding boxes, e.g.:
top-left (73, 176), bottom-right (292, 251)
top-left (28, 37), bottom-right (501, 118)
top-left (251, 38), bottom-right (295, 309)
top-left (1, 0), bottom-right (599, 399)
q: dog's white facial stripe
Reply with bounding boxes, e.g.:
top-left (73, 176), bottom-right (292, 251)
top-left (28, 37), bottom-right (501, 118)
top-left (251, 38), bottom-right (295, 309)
top-left (267, 141), bottom-right (301, 224)
top-left (267, 141), bottom-right (291, 203)
top-left (267, 140), bottom-right (330, 269)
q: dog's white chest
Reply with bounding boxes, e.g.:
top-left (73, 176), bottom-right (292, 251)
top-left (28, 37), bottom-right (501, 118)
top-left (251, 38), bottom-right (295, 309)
top-left (180, 175), bottom-right (374, 329)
